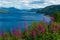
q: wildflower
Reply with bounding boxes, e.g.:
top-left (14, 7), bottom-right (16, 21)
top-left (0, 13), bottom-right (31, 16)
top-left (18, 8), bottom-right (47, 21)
top-left (53, 27), bottom-right (56, 33)
top-left (41, 27), bottom-right (45, 36)
top-left (0, 32), bottom-right (3, 40)
top-left (0, 32), bottom-right (3, 36)
top-left (18, 24), bottom-right (21, 35)
top-left (25, 28), bottom-right (29, 38)
top-left (24, 21), bottom-right (27, 27)
top-left (51, 16), bottom-right (55, 21)
top-left (38, 23), bottom-right (42, 30)
top-left (24, 20), bottom-right (28, 32)
top-left (17, 24), bottom-right (22, 38)
top-left (18, 24), bottom-right (20, 31)
top-left (53, 23), bottom-right (59, 33)
top-left (50, 16), bottom-right (55, 25)
top-left (32, 30), bottom-right (36, 37)
top-left (42, 17), bottom-right (48, 26)
top-left (55, 23), bottom-right (59, 29)
top-left (24, 21), bottom-right (29, 38)
top-left (25, 27), bottom-right (28, 32)
top-left (13, 27), bottom-right (18, 36)
top-left (49, 16), bottom-right (55, 31)
top-left (42, 17), bottom-right (46, 22)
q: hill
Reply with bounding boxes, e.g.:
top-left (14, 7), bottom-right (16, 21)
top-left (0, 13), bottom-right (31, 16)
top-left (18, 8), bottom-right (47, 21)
top-left (37, 5), bottom-right (60, 16)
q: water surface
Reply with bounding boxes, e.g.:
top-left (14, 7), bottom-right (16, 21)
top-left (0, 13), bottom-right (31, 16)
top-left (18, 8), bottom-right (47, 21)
top-left (0, 11), bottom-right (50, 32)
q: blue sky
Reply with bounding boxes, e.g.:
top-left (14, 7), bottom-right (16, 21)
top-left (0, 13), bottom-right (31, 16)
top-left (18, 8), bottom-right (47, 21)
top-left (0, 0), bottom-right (60, 9)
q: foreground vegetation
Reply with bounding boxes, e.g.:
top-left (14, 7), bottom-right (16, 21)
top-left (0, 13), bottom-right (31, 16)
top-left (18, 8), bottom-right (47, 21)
top-left (0, 16), bottom-right (60, 40)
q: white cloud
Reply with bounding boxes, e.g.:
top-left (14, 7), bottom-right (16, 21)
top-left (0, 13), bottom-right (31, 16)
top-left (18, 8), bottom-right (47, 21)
top-left (0, 1), bottom-right (13, 7)
top-left (45, 0), bottom-right (60, 5)
top-left (0, 0), bottom-right (60, 9)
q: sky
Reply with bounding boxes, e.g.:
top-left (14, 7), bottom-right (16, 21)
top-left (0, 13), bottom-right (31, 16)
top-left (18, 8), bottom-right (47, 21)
top-left (0, 0), bottom-right (60, 9)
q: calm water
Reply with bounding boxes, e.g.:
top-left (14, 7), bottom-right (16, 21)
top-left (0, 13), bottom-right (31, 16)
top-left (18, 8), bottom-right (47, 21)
top-left (0, 11), bottom-right (50, 32)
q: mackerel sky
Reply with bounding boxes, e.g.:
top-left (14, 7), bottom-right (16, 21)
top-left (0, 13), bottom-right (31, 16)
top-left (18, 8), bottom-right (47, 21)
top-left (0, 0), bottom-right (60, 9)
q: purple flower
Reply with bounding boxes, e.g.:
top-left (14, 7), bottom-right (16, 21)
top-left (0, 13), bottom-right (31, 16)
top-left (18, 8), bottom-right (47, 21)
top-left (18, 24), bottom-right (21, 34)
top-left (24, 21), bottom-right (27, 27)
top-left (32, 30), bottom-right (36, 37)
top-left (24, 21), bottom-right (28, 32)
top-left (51, 16), bottom-right (55, 21)
top-left (50, 16), bottom-right (55, 25)
top-left (55, 23), bottom-right (59, 29)
top-left (18, 24), bottom-right (20, 30)
top-left (38, 23), bottom-right (42, 30)
top-left (42, 17), bottom-right (46, 22)
top-left (0, 32), bottom-right (3, 36)
top-left (17, 24), bottom-right (23, 38)
top-left (53, 23), bottom-right (59, 33)
top-left (13, 27), bottom-right (18, 36)
top-left (41, 27), bottom-right (45, 35)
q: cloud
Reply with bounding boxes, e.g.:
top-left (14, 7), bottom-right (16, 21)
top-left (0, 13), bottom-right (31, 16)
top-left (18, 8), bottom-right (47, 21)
top-left (0, 0), bottom-right (60, 9)
top-left (0, 1), bottom-right (13, 7)
top-left (30, 0), bottom-right (45, 4)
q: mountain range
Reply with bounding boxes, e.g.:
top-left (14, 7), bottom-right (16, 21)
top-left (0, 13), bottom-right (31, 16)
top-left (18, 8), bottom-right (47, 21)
top-left (0, 5), bottom-right (60, 16)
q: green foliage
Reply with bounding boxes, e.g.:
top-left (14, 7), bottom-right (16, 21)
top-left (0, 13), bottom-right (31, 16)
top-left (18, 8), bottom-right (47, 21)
top-left (53, 9), bottom-right (60, 22)
top-left (28, 21), bottom-right (38, 31)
